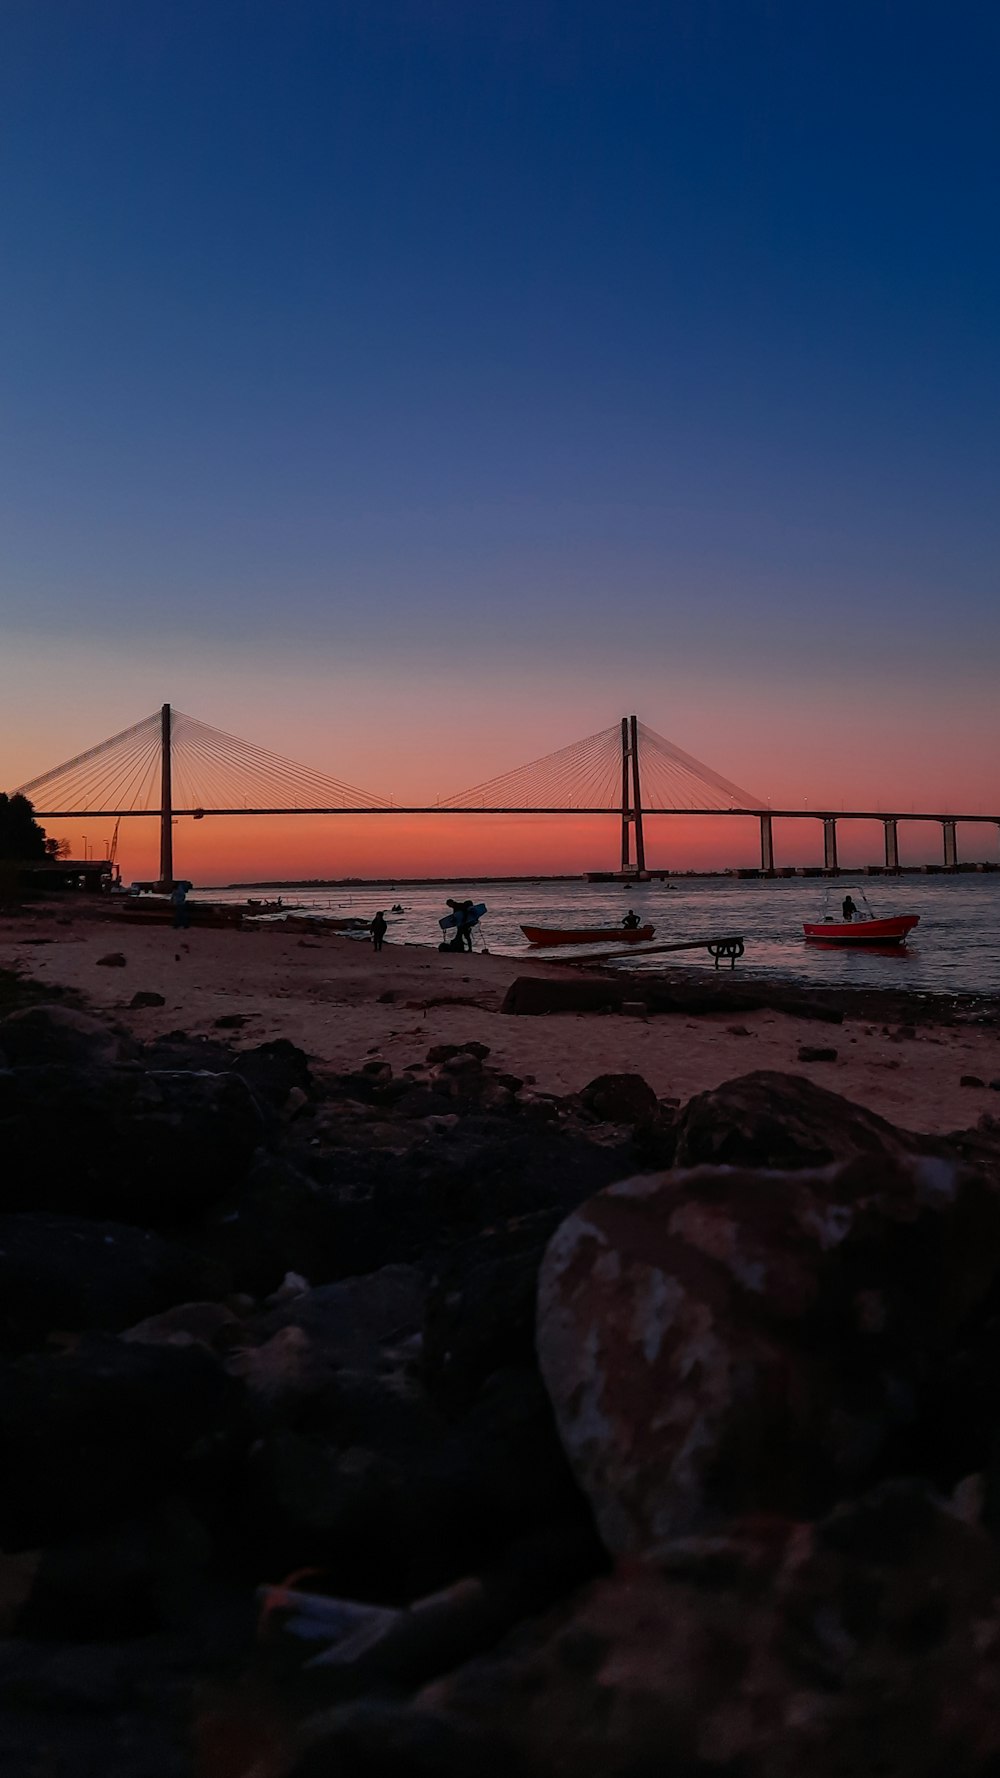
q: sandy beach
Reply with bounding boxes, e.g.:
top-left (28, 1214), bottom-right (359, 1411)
top-left (3, 900), bottom-right (998, 1134)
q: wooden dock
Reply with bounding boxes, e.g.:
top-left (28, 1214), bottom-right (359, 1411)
top-left (556, 934), bottom-right (746, 969)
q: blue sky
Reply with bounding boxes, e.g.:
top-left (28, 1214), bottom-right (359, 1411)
top-left (1, 0), bottom-right (998, 827)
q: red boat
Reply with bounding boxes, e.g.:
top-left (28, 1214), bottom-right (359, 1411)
top-left (803, 914), bottom-right (919, 945)
top-left (521, 923), bottom-right (655, 946)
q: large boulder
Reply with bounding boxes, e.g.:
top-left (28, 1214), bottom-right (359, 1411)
top-left (0, 1005), bottom-right (135, 1068)
top-left (537, 1150), bottom-right (1000, 1554)
top-left (673, 1069), bottom-right (925, 1170)
top-left (0, 1064), bottom-right (264, 1223)
top-left (0, 1213), bottom-right (229, 1351)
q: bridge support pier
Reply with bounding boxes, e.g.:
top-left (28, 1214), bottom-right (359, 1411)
top-left (822, 816), bottom-right (839, 873)
top-left (159, 702), bottom-right (173, 889)
top-left (883, 817), bottom-right (899, 872)
top-left (619, 715), bottom-right (645, 874)
top-left (759, 812), bottom-right (774, 875)
top-left (942, 819), bottom-right (958, 870)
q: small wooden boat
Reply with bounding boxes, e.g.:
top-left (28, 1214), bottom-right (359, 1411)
top-left (521, 923), bottom-right (655, 946)
top-left (803, 914), bottom-right (919, 945)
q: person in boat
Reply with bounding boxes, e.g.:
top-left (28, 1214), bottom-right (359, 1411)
top-left (622, 909), bottom-right (641, 930)
top-left (842, 894), bottom-right (858, 922)
top-left (369, 910), bottom-right (388, 952)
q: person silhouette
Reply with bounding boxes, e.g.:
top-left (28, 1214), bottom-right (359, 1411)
top-left (622, 909), bottom-right (641, 930)
top-left (842, 895), bottom-right (858, 922)
top-left (370, 910), bottom-right (388, 952)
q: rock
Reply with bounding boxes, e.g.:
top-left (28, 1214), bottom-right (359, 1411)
top-left (406, 1485), bottom-right (1000, 1778)
top-left (233, 1038), bottom-right (313, 1108)
top-left (213, 1012), bottom-right (248, 1029)
top-left (0, 1064), bottom-right (264, 1223)
top-left (0, 1005), bottom-right (134, 1067)
top-left (991, 1080), bottom-right (1000, 1092)
top-left (961, 1074), bottom-right (985, 1088)
top-left (202, 1154), bottom-right (337, 1297)
top-left (500, 977), bottom-right (623, 1016)
top-left (287, 1700), bottom-right (516, 1778)
top-left (254, 1263), bottom-right (426, 1365)
top-left (424, 1216), bottom-right (562, 1412)
top-left (0, 1215), bottom-right (229, 1351)
top-left (673, 1070), bottom-right (923, 1170)
top-left (440, 1052), bottom-right (482, 1077)
top-left (96, 952), bottom-right (127, 967)
top-left (129, 990), bottom-right (166, 1009)
top-left (426, 1044), bottom-right (461, 1064)
top-left (580, 1073), bottom-right (659, 1127)
top-left (0, 1336), bottom-right (244, 1545)
top-left (798, 1044), bottom-right (838, 1062)
top-left (122, 1301), bottom-right (243, 1352)
top-left (620, 1001), bottom-right (647, 1018)
top-left (537, 1149), bottom-right (1000, 1554)
top-left (14, 1500), bottom-right (214, 1638)
top-left (726, 1023), bottom-right (752, 1036)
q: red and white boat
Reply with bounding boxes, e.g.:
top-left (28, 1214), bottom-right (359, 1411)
top-left (803, 910), bottom-right (919, 945)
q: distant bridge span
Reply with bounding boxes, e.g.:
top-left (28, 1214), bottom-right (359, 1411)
top-left (17, 704), bottom-right (999, 882)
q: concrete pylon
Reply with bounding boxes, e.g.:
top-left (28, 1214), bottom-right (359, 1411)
top-left (942, 819), bottom-right (958, 869)
top-left (159, 703), bottom-right (173, 889)
top-left (883, 817), bottom-right (899, 872)
top-left (822, 816), bottom-right (839, 872)
top-left (759, 812), bottom-right (775, 874)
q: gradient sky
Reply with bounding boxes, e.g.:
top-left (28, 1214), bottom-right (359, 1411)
top-left (1, 1), bottom-right (998, 878)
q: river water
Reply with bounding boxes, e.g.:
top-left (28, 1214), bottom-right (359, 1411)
top-left (194, 874), bottom-right (1000, 997)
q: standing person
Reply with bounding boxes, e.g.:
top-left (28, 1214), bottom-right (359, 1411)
top-left (170, 881), bottom-right (190, 930)
top-left (370, 910), bottom-right (388, 952)
top-left (842, 894), bottom-right (858, 922)
top-left (459, 900), bottom-right (477, 951)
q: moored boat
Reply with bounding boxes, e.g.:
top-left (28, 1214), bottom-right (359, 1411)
top-left (803, 914), bottom-right (919, 945)
top-left (521, 923), bottom-right (655, 946)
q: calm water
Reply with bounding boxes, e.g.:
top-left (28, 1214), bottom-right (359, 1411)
top-left (194, 875), bottom-right (1000, 998)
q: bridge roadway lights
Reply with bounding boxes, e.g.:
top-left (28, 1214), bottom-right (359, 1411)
top-left (883, 817), bottom-right (899, 872)
top-left (822, 816), bottom-right (839, 873)
top-left (759, 812), bottom-right (775, 875)
top-left (942, 819), bottom-right (958, 869)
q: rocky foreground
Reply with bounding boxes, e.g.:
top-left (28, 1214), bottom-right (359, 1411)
top-left (3, 997), bottom-right (1000, 1775)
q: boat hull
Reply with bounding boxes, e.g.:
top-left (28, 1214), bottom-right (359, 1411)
top-left (803, 915), bottom-right (919, 945)
top-left (521, 924), bottom-right (655, 946)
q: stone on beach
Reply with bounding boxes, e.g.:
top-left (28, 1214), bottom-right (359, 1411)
top-left (537, 1140), bottom-right (1000, 1554)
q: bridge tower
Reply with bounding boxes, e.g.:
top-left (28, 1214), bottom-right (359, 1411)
top-left (159, 703), bottom-right (174, 889)
top-left (620, 715), bottom-right (646, 875)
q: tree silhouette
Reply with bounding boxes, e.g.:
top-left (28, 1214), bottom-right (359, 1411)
top-left (0, 793), bottom-right (49, 861)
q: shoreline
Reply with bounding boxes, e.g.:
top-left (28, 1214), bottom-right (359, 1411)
top-left (2, 897), bottom-right (998, 1136)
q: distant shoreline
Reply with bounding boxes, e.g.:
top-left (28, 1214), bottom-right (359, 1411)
top-left (208, 866), bottom-right (999, 890)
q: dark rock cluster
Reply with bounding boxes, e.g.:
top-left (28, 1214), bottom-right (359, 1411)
top-left (2, 1001), bottom-right (1000, 1776)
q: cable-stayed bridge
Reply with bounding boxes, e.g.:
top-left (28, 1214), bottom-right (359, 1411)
top-left (16, 704), bottom-right (999, 883)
